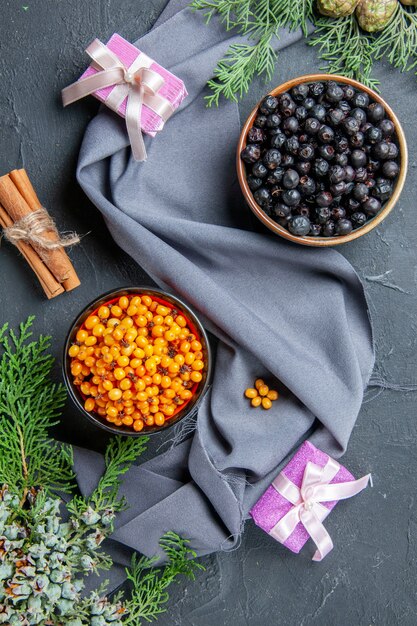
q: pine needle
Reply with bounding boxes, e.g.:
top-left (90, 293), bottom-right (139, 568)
top-left (124, 532), bottom-right (204, 624)
top-left (0, 317), bottom-right (74, 500)
top-left (191, 0), bottom-right (417, 104)
top-left (309, 14), bottom-right (380, 90)
top-left (373, 3), bottom-right (417, 72)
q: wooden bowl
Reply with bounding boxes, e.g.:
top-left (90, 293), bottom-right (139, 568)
top-left (237, 74), bottom-right (408, 246)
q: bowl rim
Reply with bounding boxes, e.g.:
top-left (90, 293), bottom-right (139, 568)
top-left (63, 286), bottom-right (212, 437)
top-left (236, 73), bottom-right (408, 247)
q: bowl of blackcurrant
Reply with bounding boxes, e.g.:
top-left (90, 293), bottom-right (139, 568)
top-left (237, 74), bottom-right (407, 246)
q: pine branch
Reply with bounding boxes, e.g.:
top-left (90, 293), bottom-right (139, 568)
top-left (205, 34), bottom-right (276, 106)
top-left (372, 3), bottom-right (417, 73)
top-left (91, 436), bottom-right (149, 512)
top-left (0, 317), bottom-right (74, 500)
top-left (309, 14), bottom-right (380, 90)
top-left (124, 532), bottom-right (204, 624)
top-left (191, 0), bottom-right (314, 105)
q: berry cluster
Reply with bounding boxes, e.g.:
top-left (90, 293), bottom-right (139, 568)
top-left (68, 294), bottom-right (205, 432)
top-left (245, 378), bottom-right (279, 410)
top-left (241, 80), bottom-right (400, 238)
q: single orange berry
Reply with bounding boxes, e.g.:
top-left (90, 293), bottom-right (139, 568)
top-left (133, 419), bottom-right (144, 432)
top-left (255, 378), bottom-right (265, 390)
top-left (267, 390), bottom-right (279, 401)
top-left (258, 384), bottom-right (269, 397)
top-left (84, 398), bottom-right (95, 412)
top-left (245, 388), bottom-right (258, 399)
top-left (251, 396), bottom-right (262, 408)
top-left (262, 397), bottom-right (272, 410)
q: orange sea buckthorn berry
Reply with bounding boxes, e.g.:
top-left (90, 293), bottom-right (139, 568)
top-left (162, 405), bottom-right (175, 417)
top-left (114, 368), bottom-right (126, 381)
top-left (68, 345), bottom-right (80, 358)
top-left (164, 315), bottom-right (174, 326)
top-left (85, 336), bottom-right (98, 347)
top-left (184, 352), bottom-right (195, 365)
top-left (181, 390), bottom-right (193, 401)
top-left (258, 385), bottom-right (269, 397)
top-left (102, 380), bottom-right (113, 391)
top-left (176, 315), bottom-right (187, 327)
top-left (133, 418), bottom-right (145, 431)
top-left (119, 378), bottom-right (132, 391)
top-left (85, 315), bottom-right (100, 330)
top-left (154, 412), bottom-right (165, 427)
top-left (251, 396), bottom-right (262, 408)
top-left (191, 340), bottom-right (202, 352)
top-left (143, 344), bottom-right (153, 358)
top-left (135, 314), bottom-right (148, 328)
top-left (92, 323), bottom-right (106, 337)
top-left (127, 305), bottom-right (138, 317)
top-left (267, 390), bottom-right (279, 401)
top-left (164, 329), bottom-right (176, 342)
top-left (97, 407), bottom-right (106, 416)
top-left (168, 362), bottom-right (180, 375)
top-left (122, 416), bottom-right (134, 426)
top-left (190, 371), bottom-right (202, 383)
top-left (106, 406), bottom-right (118, 419)
top-left (192, 360), bottom-right (204, 371)
top-left (174, 354), bottom-right (185, 365)
top-left (160, 376), bottom-right (171, 389)
top-left (131, 296), bottom-right (141, 307)
top-left (71, 362), bottom-right (82, 376)
top-left (80, 382), bottom-right (91, 395)
top-left (108, 388), bottom-right (122, 401)
top-left (84, 356), bottom-right (96, 369)
top-left (112, 327), bottom-right (124, 342)
top-left (262, 398), bottom-right (272, 410)
top-left (107, 318), bottom-right (120, 328)
top-left (119, 296), bottom-right (129, 309)
top-left (151, 325), bottom-right (165, 338)
top-left (98, 305), bottom-right (110, 320)
top-left (180, 341), bottom-right (190, 353)
top-left (245, 388), bottom-right (258, 399)
top-left (145, 415), bottom-right (155, 427)
top-left (142, 295), bottom-right (152, 307)
top-left (110, 305), bottom-right (122, 318)
top-left (117, 355), bottom-right (129, 367)
top-left (84, 398), bottom-right (95, 412)
top-left (152, 373), bottom-right (162, 385)
top-left (76, 329), bottom-right (88, 344)
top-left (255, 379), bottom-right (265, 390)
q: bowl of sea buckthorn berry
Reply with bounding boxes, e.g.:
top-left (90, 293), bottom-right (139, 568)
top-left (64, 287), bottom-right (212, 436)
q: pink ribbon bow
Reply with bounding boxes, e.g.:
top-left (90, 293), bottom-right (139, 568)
top-left (270, 457), bottom-right (371, 561)
top-left (62, 39), bottom-right (174, 161)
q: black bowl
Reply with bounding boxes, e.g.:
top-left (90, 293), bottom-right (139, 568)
top-left (63, 286), bottom-right (212, 436)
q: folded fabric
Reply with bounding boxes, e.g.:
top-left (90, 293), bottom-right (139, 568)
top-left (74, 0), bottom-right (374, 589)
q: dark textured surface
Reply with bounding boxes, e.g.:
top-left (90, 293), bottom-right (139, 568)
top-left (0, 1), bottom-right (416, 624)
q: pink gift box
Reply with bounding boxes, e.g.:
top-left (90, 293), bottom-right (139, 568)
top-left (80, 33), bottom-right (187, 137)
top-left (250, 441), bottom-right (354, 554)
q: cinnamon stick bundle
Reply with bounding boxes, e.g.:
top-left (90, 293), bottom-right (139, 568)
top-left (0, 169), bottom-right (80, 298)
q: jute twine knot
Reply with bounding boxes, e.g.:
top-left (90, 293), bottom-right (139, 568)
top-left (3, 207), bottom-right (80, 251)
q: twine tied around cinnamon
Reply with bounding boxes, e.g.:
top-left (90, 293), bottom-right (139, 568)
top-left (2, 207), bottom-right (80, 259)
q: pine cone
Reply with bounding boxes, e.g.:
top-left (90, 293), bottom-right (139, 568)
top-left (318, 0), bottom-right (360, 16)
top-left (356, 0), bottom-right (398, 32)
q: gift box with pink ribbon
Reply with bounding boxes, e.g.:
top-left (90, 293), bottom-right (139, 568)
top-left (250, 441), bottom-right (371, 561)
top-left (62, 34), bottom-right (187, 161)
